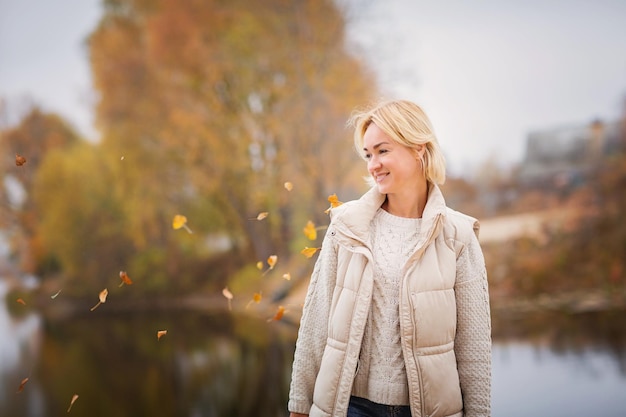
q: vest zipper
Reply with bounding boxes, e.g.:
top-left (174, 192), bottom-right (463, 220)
top-left (402, 214), bottom-right (443, 417)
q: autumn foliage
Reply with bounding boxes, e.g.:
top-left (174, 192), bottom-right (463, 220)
top-left (0, 0), bottom-right (374, 297)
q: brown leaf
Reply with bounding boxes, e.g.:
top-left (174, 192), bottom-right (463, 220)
top-left (67, 394), bottom-right (79, 412)
top-left (16, 377), bottom-right (29, 393)
top-left (15, 154), bottom-right (26, 166)
top-left (222, 287), bottom-right (233, 311)
top-left (118, 271), bottom-right (133, 287)
top-left (267, 305), bottom-right (286, 322)
top-left (90, 288), bottom-right (108, 311)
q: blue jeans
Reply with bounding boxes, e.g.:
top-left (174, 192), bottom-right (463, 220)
top-left (347, 396), bottom-right (412, 417)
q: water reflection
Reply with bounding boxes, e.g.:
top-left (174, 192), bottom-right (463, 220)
top-left (2, 283), bottom-right (626, 417)
top-left (1, 293), bottom-right (295, 417)
top-left (0, 281), bottom-right (43, 415)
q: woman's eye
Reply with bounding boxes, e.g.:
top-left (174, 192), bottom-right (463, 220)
top-left (364, 153), bottom-right (371, 160)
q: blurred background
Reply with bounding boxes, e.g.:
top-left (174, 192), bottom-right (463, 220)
top-left (1, 0), bottom-right (625, 416)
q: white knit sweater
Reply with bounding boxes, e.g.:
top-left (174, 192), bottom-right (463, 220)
top-left (351, 208), bottom-right (421, 405)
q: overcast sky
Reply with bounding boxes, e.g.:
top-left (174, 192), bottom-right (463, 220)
top-left (1, 0), bottom-right (625, 176)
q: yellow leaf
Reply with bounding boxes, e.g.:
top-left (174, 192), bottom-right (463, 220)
top-left (325, 193), bottom-right (343, 213)
top-left (303, 220), bottom-right (317, 240)
top-left (256, 261), bottom-right (264, 270)
top-left (282, 273), bottom-right (291, 281)
top-left (267, 255), bottom-right (278, 269)
top-left (172, 214), bottom-right (193, 233)
top-left (90, 288), bottom-right (108, 311)
top-left (67, 394), bottom-right (79, 413)
top-left (301, 247), bottom-right (321, 258)
top-left (172, 214), bottom-right (187, 229)
top-left (255, 212), bottom-right (269, 221)
top-left (284, 181), bottom-right (293, 191)
top-left (118, 271), bottom-right (133, 287)
top-left (157, 330), bottom-right (167, 340)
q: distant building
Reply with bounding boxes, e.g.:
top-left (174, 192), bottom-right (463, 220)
top-left (517, 119), bottom-right (623, 189)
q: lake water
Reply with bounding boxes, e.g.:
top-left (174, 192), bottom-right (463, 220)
top-left (2, 280), bottom-right (625, 417)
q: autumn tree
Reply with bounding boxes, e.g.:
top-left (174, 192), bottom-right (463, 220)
top-left (84, 0), bottom-right (375, 288)
top-left (0, 107), bottom-right (80, 273)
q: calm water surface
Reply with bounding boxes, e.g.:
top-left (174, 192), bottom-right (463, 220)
top-left (2, 281), bottom-right (625, 417)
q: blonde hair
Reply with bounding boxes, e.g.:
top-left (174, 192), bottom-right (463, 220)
top-left (348, 99), bottom-right (446, 185)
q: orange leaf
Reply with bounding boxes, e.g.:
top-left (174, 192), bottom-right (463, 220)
top-left (157, 330), bottom-right (167, 340)
top-left (325, 193), bottom-right (343, 213)
top-left (303, 220), bottom-right (317, 240)
top-left (268, 305), bottom-right (286, 322)
top-left (284, 181), bottom-right (293, 191)
top-left (118, 271), bottom-right (133, 287)
top-left (282, 273), bottom-right (291, 281)
top-left (15, 154), bottom-right (26, 166)
top-left (16, 298), bottom-right (26, 305)
top-left (90, 288), bottom-right (108, 311)
top-left (16, 377), bottom-right (28, 393)
top-left (301, 247), bottom-right (321, 258)
top-left (67, 394), bottom-right (79, 412)
top-left (172, 214), bottom-right (193, 233)
top-left (267, 255), bottom-right (277, 269)
top-left (246, 292), bottom-right (263, 309)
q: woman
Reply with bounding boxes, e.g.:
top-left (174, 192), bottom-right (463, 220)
top-left (288, 99), bottom-right (491, 417)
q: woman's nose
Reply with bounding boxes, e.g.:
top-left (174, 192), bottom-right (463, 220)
top-left (368, 156), bottom-right (381, 171)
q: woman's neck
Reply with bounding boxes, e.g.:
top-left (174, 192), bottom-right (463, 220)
top-left (382, 182), bottom-right (429, 218)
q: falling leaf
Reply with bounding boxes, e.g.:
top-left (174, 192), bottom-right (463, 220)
top-left (267, 255), bottom-right (277, 269)
top-left (303, 220), bottom-right (317, 240)
top-left (268, 305), bottom-right (286, 322)
top-left (222, 287), bottom-right (233, 311)
top-left (67, 394), bottom-right (79, 412)
top-left (51, 289), bottom-right (62, 299)
top-left (282, 273), bottom-right (291, 281)
top-left (256, 261), bottom-right (263, 270)
top-left (118, 271), bottom-right (133, 287)
top-left (246, 292), bottom-right (263, 309)
top-left (251, 212), bottom-right (268, 221)
top-left (15, 154), bottom-right (26, 166)
top-left (16, 377), bottom-right (29, 393)
top-left (284, 181), bottom-right (293, 191)
top-left (16, 298), bottom-right (26, 306)
top-left (120, 156), bottom-right (125, 160)
top-left (172, 214), bottom-right (193, 233)
top-left (157, 330), bottom-right (167, 340)
top-left (325, 193), bottom-right (343, 213)
top-left (90, 288), bottom-right (108, 311)
top-left (301, 247), bottom-right (321, 258)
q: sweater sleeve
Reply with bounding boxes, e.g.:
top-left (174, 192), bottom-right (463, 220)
top-left (288, 228), bottom-right (338, 414)
top-left (454, 231), bottom-right (492, 417)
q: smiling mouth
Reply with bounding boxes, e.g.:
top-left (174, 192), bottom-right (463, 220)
top-left (374, 173), bottom-right (388, 183)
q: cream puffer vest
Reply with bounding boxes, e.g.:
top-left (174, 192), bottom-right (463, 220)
top-left (309, 186), bottom-right (478, 417)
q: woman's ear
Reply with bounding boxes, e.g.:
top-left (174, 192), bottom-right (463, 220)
top-left (414, 144), bottom-right (426, 159)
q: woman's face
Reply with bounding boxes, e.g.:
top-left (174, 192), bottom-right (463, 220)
top-left (362, 123), bottom-right (424, 195)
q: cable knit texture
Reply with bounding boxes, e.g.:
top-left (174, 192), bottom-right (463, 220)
top-left (351, 209), bottom-right (421, 405)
